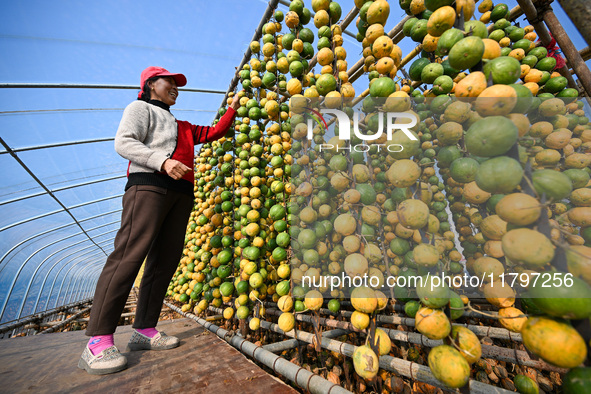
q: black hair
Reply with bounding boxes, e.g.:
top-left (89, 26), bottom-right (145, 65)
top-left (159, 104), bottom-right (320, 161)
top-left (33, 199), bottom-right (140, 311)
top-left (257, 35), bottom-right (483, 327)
top-left (138, 77), bottom-right (161, 102)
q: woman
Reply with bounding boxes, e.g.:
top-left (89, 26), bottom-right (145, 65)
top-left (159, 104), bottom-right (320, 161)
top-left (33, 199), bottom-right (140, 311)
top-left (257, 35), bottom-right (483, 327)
top-left (78, 66), bottom-right (239, 375)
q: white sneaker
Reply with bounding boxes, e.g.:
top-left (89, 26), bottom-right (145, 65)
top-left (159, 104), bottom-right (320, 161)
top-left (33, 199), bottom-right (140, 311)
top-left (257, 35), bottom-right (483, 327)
top-left (127, 330), bottom-right (180, 351)
top-left (78, 345), bottom-right (127, 375)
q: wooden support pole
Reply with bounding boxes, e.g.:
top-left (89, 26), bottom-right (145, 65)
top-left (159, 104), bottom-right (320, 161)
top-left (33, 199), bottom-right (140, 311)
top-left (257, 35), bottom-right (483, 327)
top-left (336, 4), bottom-right (359, 32)
top-left (515, 0), bottom-right (580, 91)
top-left (256, 316), bottom-right (514, 394)
top-left (400, 45), bottom-right (423, 69)
top-left (542, 6), bottom-right (591, 96)
top-left (516, 0), bottom-right (553, 43)
top-left (556, 0), bottom-right (591, 47)
top-left (388, 15), bottom-right (412, 42)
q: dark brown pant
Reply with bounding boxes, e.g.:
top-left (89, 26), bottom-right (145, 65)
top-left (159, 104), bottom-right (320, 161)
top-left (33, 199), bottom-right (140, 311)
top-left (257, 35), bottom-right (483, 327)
top-left (86, 185), bottom-right (193, 336)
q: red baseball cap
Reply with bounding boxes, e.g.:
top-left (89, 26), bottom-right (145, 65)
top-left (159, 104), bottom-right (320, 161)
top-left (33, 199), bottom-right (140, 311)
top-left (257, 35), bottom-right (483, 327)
top-left (138, 66), bottom-right (187, 98)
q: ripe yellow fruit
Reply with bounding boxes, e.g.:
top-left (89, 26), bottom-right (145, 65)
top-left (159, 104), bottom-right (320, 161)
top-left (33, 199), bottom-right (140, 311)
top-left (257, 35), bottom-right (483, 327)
top-left (427, 6), bottom-right (456, 37)
top-left (351, 286), bottom-right (378, 314)
top-left (522, 317), bottom-right (587, 368)
top-left (223, 306), bottom-right (234, 320)
top-left (365, 23), bottom-right (385, 44)
top-left (304, 290), bottom-right (324, 311)
top-left (416, 307), bottom-right (451, 339)
top-left (314, 9), bottom-right (330, 28)
top-left (278, 312), bottom-right (295, 332)
top-left (353, 345), bottom-right (379, 380)
top-left (523, 81), bottom-right (539, 95)
top-left (286, 78), bottom-right (302, 96)
top-left (482, 38), bottom-right (501, 60)
top-left (376, 57), bottom-right (395, 75)
top-left (277, 295), bottom-right (293, 312)
top-left (325, 91), bottom-right (342, 109)
top-left (422, 34), bottom-right (439, 52)
top-left (509, 48), bottom-right (525, 61)
top-left (498, 307), bottom-right (527, 332)
top-left (372, 35), bottom-right (394, 58)
top-left (480, 11), bottom-right (491, 23)
top-left (450, 326), bottom-right (482, 364)
top-left (524, 68), bottom-right (544, 83)
top-left (262, 42), bottom-right (275, 57)
top-left (524, 31), bottom-right (537, 41)
top-left (249, 317), bottom-right (260, 330)
top-left (350, 311), bottom-right (370, 330)
top-left (478, 0), bottom-right (493, 12)
top-left (317, 47), bottom-right (334, 66)
top-left (285, 11), bottom-right (300, 28)
top-left (474, 84), bottom-right (517, 116)
top-left (410, 0), bottom-right (426, 15)
top-left (495, 193), bottom-right (542, 226)
top-left (367, 328), bottom-right (392, 356)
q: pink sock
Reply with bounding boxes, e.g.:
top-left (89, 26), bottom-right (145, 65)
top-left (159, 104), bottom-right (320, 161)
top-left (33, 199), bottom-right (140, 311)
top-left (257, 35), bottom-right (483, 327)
top-left (88, 335), bottom-right (114, 355)
top-left (136, 327), bottom-right (158, 338)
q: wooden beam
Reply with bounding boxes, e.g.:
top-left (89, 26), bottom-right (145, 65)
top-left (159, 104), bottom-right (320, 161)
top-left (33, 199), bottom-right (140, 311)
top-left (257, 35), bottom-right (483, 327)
top-left (543, 6), bottom-right (591, 96)
top-left (556, 0), bottom-right (591, 48)
top-left (516, 0), bottom-right (581, 92)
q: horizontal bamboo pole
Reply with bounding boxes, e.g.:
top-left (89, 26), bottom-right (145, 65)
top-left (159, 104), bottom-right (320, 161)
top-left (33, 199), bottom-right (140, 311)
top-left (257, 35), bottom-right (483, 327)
top-left (0, 83), bottom-right (225, 94)
top-left (302, 307), bottom-right (522, 342)
top-left (0, 298), bottom-right (93, 336)
top-left (39, 306), bottom-right (91, 334)
top-left (165, 302), bottom-right (353, 394)
top-left (580, 47), bottom-right (591, 62)
top-left (380, 326), bottom-right (565, 373)
top-left (259, 307), bottom-right (558, 372)
top-left (377, 312), bottom-right (523, 342)
top-left (391, 21), bottom-right (411, 44)
top-left (400, 45), bottom-right (423, 69)
top-left (260, 328), bottom-right (349, 353)
top-left (262, 338), bottom-right (301, 353)
top-left (257, 316), bottom-right (513, 394)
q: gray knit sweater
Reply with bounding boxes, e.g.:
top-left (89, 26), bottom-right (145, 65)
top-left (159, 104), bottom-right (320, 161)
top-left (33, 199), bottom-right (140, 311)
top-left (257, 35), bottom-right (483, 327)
top-left (114, 100), bottom-right (176, 175)
top-left (113, 99), bottom-right (236, 194)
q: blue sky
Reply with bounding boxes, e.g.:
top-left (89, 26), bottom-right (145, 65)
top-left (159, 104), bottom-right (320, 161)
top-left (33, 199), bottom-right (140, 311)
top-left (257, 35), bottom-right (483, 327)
top-left (0, 0), bottom-right (588, 322)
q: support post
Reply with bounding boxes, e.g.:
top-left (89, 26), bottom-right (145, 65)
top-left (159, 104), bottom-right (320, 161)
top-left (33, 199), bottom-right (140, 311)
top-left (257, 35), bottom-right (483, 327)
top-left (542, 6), bottom-right (591, 96)
top-left (556, 0), bottom-right (591, 47)
top-left (515, 0), bottom-right (580, 91)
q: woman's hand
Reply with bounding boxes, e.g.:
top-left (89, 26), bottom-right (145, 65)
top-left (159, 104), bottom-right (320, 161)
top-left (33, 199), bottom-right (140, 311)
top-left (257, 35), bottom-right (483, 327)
top-left (162, 159), bottom-right (191, 180)
top-left (230, 95), bottom-right (241, 111)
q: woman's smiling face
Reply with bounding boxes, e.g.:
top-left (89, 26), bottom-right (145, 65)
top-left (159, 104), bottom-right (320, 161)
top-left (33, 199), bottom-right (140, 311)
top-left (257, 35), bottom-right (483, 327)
top-left (149, 76), bottom-right (178, 106)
